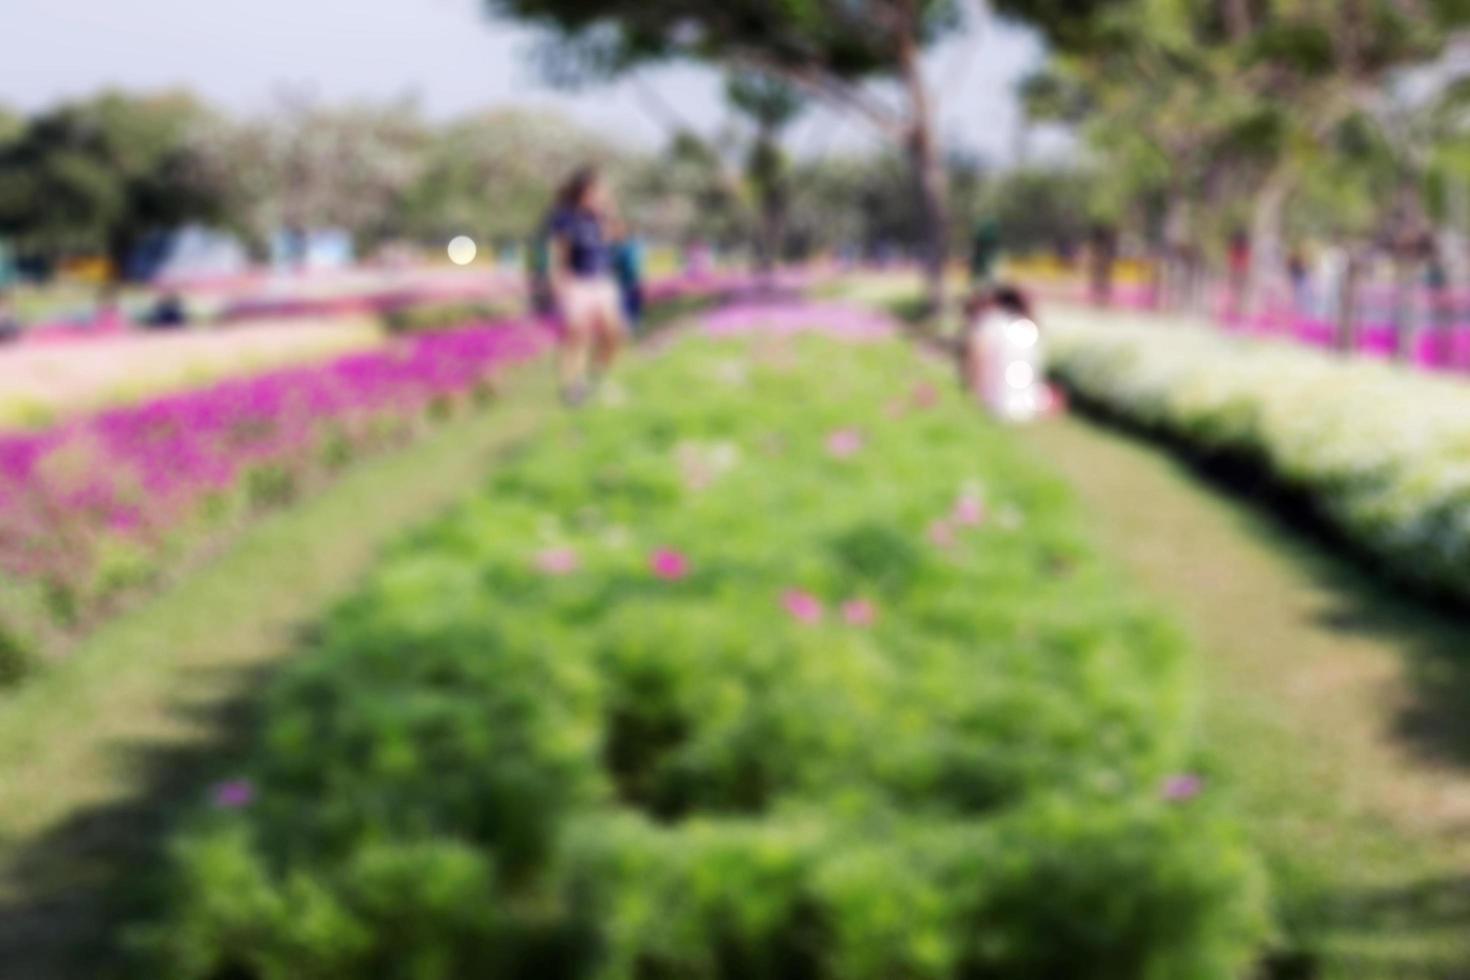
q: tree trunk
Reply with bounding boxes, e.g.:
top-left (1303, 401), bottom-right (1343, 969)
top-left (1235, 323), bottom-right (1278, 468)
top-left (1223, 0), bottom-right (1253, 40)
top-left (897, 20), bottom-right (949, 317)
top-left (1391, 254), bottom-right (1413, 362)
top-left (1335, 249), bottom-right (1361, 355)
top-left (1161, 192), bottom-right (1193, 311)
top-left (750, 124), bottom-right (784, 278)
top-left (758, 184), bottom-right (784, 277)
top-left (1445, 175), bottom-right (1469, 288)
top-left (1390, 177), bottom-right (1430, 363)
top-left (1244, 167), bottom-right (1295, 321)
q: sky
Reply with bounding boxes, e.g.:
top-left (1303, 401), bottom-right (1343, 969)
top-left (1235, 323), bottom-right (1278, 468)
top-left (0, 0), bottom-right (1058, 165)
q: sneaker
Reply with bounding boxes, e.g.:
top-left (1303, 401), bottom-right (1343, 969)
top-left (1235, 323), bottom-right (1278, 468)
top-left (561, 381), bottom-right (590, 407)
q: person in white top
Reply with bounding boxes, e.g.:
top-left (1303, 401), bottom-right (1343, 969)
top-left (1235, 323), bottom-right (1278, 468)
top-left (963, 285), bottom-right (1054, 423)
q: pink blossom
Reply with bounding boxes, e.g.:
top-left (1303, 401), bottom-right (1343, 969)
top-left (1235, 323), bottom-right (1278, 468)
top-left (842, 598), bottom-right (877, 627)
top-left (1161, 774), bottom-right (1204, 803)
top-left (826, 428), bottom-right (865, 459)
top-left (928, 518), bottom-right (957, 550)
top-left (211, 778), bottom-right (255, 810)
top-left (953, 494), bottom-right (986, 528)
top-left (782, 589), bottom-right (825, 624)
top-left (911, 382), bottom-right (939, 409)
top-left (650, 548), bottom-right (691, 581)
top-left (535, 547), bottom-right (580, 576)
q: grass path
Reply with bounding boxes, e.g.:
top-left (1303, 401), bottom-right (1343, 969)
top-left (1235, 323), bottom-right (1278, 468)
top-left (0, 370), bottom-right (556, 978)
top-left (1026, 415), bottom-right (1470, 978)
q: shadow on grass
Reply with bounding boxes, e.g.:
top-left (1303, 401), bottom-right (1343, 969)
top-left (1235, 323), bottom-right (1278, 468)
top-left (1281, 875), bottom-right (1470, 980)
top-left (0, 659), bottom-right (282, 979)
top-left (1060, 391), bottom-right (1470, 776)
top-left (1033, 404), bottom-right (1470, 980)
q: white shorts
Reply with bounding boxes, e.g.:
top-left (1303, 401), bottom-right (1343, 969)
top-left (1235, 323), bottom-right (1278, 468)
top-left (559, 278), bottom-right (625, 337)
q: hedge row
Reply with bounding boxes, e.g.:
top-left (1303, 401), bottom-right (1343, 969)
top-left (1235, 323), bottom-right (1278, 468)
top-left (131, 327), bottom-right (1265, 978)
top-left (1047, 312), bottom-right (1470, 603)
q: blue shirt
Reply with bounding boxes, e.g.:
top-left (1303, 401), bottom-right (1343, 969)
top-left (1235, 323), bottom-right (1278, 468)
top-left (549, 207), bottom-right (610, 279)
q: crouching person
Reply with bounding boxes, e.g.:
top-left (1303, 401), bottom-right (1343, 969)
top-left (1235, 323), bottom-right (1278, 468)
top-left (963, 285), bottom-right (1062, 423)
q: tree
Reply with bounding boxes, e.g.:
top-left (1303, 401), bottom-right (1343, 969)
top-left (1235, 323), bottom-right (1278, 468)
top-left (1194, 0), bottom-right (1468, 316)
top-left (0, 107), bottom-right (22, 149)
top-left (484, 0), bottom-right (1130, 312)
top-left (0, 92), bottom-right (228, 276)
top-left (398, 108), bottom-right (623, 250)
top-left (625, 131), bottom-right (748, 249)
top-left (726, 72), bottom-right (805, 271)
top-left (193, 95), bottom-right (431, 260)
top-left (1028, 0), bottom-right (1470, 327)
top-left (975, 167), bottom-right (1094, 255)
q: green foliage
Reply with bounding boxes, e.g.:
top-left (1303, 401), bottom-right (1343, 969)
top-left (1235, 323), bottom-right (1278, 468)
top-left (1050, 315), bottom-right (1470, 603)
top-left (992, 0), bottom-right (1133, 52)
top-left (975, 168), bottom-right (1096, 253)
top-left (0, 619), bottom-right (33, 686)
top-left (133, 332), bottom-right (1267, 977)
top-left (486, 0), bottom-right (968, 84)
top-left (0, 92), bottom-right (227, 268)
top-left (381, 300), bottom-right (519, 336)
top-left (727, 72), bottom-right (806, 264)
top-left (397, 109), bottom-right (625, 249)
top-left (624, 132), bottom-right (748, 248)
top-left (193, 97), bottom-right (433, 255)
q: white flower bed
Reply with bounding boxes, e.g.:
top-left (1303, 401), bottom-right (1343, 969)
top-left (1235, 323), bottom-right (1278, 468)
top-left (1048, 311), bottom-right (1470, 601)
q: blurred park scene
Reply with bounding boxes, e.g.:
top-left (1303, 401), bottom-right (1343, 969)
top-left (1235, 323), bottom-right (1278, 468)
top-left (5, 1), bottom-right (1470, 978)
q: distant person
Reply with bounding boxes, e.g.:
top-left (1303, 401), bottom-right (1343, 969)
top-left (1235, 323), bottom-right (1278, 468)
top-left (0, 290), bottom-right (19, 345)
top-left (546, 166), bottom-right (627, 406)
top-left (963, 285), bottom-right (1054, 423)
top-left (970, 217), bottom-right (1002, 287)
top-left (93, 285), bottom-right (127, 335)
top-left (1087, 224), bottom-right (1117, 307)
top-left (527, 225), bottom-right (556, 319)
top-left (143, 292), bottom-right (189, 330)
top-left (1287, 248), bottom-right (1310, 316)
top-left (609, 221), bottom-right (645, 336)
top-left (1423, 236), bottom-right (1451, 364)
top-left (1315, 242), bottom-right (1348, 323)
top-left (1227, 230), bottom-right (1251, 319)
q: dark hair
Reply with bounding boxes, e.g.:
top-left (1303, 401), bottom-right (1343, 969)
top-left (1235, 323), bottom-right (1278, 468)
top-left (991, 284), bottom-right (1031, 318)
top-left (557, 166), bottom-right (600, 210)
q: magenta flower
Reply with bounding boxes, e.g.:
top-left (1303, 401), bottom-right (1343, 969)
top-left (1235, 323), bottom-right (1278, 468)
top-left (783, 589), bottom-right (825, 624)
top-left (928, 518), bottom-right (957, 550)
top-left (953, 494), bottom-right (986, 528)
top-left (826, 428), bottom-right (865, 459)
top-left (535, 547), bottom-right (580, 576)
top-left (650, 548), bottom-right (691, 581)
top-left (1161, 774), bottom-right (1204, 803)
top-left (211, 778), bottom-right (255, 810)
top-left (842, 598), bottom-right (877, 627)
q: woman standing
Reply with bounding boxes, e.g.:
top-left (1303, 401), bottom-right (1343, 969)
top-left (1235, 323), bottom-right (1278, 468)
top-left (547, 167), bottom-right (627, 405)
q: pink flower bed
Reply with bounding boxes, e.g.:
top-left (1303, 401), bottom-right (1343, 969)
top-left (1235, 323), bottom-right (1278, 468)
top-left (0, 319), bottom-right (550, 610)
top-left (0, 273), bottom-right (757, 621)
top-left (701, 299), bottom-right (896, 341)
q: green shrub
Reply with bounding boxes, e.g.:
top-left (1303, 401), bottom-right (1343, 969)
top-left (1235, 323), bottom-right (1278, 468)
top-left (381, 301), bottom-right (515, 336)
top-left (131, 332), bottom-right (1266, 977)
top-left (1047, 312), bottom-right (1470, 603)
top-left (0, 618), bottom-right (33, 686)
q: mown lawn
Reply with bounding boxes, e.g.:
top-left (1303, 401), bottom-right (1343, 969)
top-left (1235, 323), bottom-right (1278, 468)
top-left (1028, 413), bottom-right (1470, 979)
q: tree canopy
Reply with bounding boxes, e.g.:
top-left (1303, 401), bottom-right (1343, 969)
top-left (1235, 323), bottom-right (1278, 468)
top-left (0, 92), bottom-right (227, 270)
